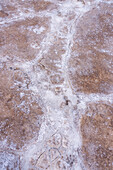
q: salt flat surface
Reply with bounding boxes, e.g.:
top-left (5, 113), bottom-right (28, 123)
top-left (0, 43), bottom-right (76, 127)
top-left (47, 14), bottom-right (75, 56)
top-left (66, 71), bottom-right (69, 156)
top-left (0, 0), bottom-right (113, 169)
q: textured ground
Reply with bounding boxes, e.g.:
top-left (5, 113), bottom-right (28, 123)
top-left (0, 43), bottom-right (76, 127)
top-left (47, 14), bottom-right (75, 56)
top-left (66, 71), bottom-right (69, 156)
top-left (0, 0), bottom-right (113, 169)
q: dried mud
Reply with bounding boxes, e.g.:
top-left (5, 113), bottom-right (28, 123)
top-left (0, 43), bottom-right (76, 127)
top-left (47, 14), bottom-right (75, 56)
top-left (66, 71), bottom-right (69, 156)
top-left (0, 0), bottom-right (113, 169)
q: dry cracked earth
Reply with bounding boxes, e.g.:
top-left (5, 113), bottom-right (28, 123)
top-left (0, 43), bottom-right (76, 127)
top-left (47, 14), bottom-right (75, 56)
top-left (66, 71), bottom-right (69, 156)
top-left (0, 0), bottom-right (113, 169)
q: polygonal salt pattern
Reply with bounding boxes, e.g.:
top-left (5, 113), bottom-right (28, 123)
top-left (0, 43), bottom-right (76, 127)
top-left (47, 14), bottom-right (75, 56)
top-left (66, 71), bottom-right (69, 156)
top-left (0, 0), bottom-right (113, 169)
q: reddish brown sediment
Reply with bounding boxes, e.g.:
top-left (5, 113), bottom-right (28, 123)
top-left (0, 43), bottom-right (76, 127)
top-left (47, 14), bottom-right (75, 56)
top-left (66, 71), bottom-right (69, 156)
top-left (0, 67), bottom-right (43, 150)
top-left (68, 3), bottom-right (113, 94)
top-left (80, 102), bottom-right (113, 170)
top-left (68, 2), bottom-right (113, 169)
